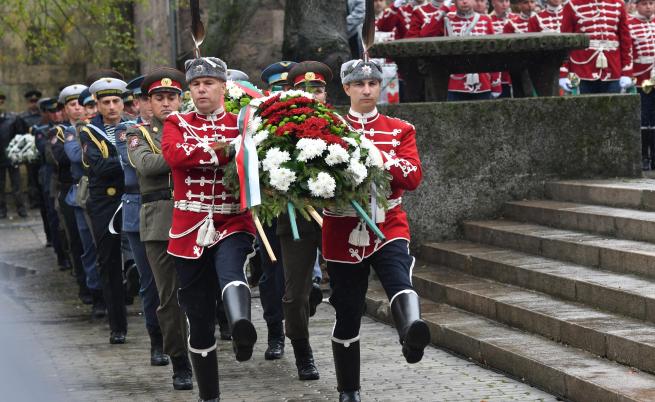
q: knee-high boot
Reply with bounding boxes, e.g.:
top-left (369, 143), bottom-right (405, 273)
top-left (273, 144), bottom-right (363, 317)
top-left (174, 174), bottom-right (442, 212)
top-left (390, 291), bottom-right (431, 364)
top-left (189, 348), bottom-right (219, 401)
top-left (332, 340), bottom-right (361, 402)
top-left (222, 283), bottom-right (257, 361)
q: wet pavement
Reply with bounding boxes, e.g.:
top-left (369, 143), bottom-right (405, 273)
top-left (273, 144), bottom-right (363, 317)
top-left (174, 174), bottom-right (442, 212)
top-left (0, 214), bottom-right (558, 401)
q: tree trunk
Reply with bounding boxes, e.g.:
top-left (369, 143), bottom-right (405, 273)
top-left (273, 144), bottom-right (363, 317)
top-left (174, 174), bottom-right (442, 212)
top-left (283, 0), bottom-right (351, 105)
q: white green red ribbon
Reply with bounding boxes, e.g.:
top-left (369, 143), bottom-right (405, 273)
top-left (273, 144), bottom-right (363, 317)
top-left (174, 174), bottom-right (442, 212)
top-left (235, 105), bottom-right (261, 209)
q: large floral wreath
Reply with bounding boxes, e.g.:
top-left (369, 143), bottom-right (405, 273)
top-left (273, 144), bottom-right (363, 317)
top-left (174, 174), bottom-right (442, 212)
top-left (224, 80), bottom-right (262, 114)
top-left (223, 90), bottom-right (390, 225)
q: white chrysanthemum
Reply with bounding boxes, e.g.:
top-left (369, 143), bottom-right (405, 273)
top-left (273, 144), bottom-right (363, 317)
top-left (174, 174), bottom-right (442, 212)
top-left (350, 146), bottom-right (361, 162)
top-left (358, 137), bottom-right (383, 167)
top-left (347, 159), bottom-right (368, 185)
top-left (227, 82), bottom-right (245, 99)
top-left (308, 172), bottom-right (337, 199)
top-left (296, 138), bottom-right (327, 162)
top-left (251, 116), bottom-right (263, 129)
top-left (359, 136), bottom-right (374, 150)
top-left (282, 89), bottom-right (314, 99)
top-left (253, 131), bottom-right (269, 147)
top-left (262, 147), bottom-right (291, 172)
top-left (324, 144), bottom-right (350, 166)
top-left (269, 167), bottom-right (296, 192)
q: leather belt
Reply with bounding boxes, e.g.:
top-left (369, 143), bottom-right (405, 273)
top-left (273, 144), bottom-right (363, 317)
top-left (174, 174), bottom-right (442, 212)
top-left (124, 185), bottom-right (140, 194)
top-left (142, 189), bottom-right (173, 204)
top-left (174, 200), bottom-right (244, 215)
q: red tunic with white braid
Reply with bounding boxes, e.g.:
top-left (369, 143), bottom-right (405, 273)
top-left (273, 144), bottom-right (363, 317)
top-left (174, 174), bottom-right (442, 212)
top-left (407, 2), bottom-right (444, 38)
top-left (377, 4), bottom-right (414, 39)
top-left (322, 109), bottom-right (422, 264)
top-left (490, 11), bottom-right (516, 85)
top-left (421, 12), bottom-right (502, 93)
top-left (502, 12), bottom-right (532, 33)
top-left (560, 0), bottom-right (633, 81)
top-left (161, 110), bottom-right (255, 259)
top-left (628, 13), bottom-right (655, 87)
top-left (528, 5), bottom-right (563, 32)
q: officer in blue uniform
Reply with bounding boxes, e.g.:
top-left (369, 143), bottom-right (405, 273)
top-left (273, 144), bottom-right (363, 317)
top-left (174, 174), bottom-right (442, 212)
top-left (79, 74), bottom-right (129, 344)
top-left (115, 106), bottom-right (169, 365)
top-left (63, 90), bottom-right (105, 319)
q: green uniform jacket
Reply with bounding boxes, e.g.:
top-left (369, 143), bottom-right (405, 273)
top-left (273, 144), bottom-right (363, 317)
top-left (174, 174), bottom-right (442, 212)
top-left (126, 117), bottom-right (173, 242)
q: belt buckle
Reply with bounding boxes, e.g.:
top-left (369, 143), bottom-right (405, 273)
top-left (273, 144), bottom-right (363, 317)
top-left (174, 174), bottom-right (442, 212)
top-left (106, 187), bottom-right (117, 196)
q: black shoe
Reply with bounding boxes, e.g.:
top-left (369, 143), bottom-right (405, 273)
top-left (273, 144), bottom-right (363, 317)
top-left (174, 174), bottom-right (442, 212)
top-left (265, 336), bottom-right (285, 360)
top-left (189, 349), bottom-right (219, 399)
top-left (45, 241), bottom-right (52, 248)
top-left (292, 338), bottom-right (319, 380)
top-left (109, 331), bottom-right (126, 344)
top-left (339, 391), bottom-right (361, 402)
top-left (151, 346), bottom-right (170, 366)
top-left (171, 355), bottom-right (193, 391)
top-left (391, 291), bottom-right (431, 364)
top-left (218, 326), bottom-right (232, 341)
top-left (58, 259), bottom-right (71, 271)
top-left (91, 290), bottom-right (107, 319)
top-left (79, 288), bottom-right (93, 305)
top-left (309, 281), bottom-right (323, 317)
top-left (223, 284), bottom-right (257, 362)
top-left (264, 322), bottom-right (285, 360)
top-left (17, 208), bottom-right (27, 218)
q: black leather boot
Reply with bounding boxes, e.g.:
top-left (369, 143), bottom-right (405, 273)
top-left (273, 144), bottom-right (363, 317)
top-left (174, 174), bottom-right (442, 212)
top-left (149, 330), bottom-right (170, 366)
top-left (222, 283), bottom-right (257, 361)
top-left (391, 291), bottom-right (431, 364)
top-left (189, 349), bottom-right (219, 400)
top-left (264, 321), bottom-right (285, 360)
top-left (332, 340), bottom-right (361, 402)
top-left (171, 354), bottom-right (193, 391)
top-left (291, 338), bottom-right (319, 380)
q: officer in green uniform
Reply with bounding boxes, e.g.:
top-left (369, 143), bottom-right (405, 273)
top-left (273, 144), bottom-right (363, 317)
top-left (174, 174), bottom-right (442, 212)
top-left (126, 67), bottom-right (193, 391)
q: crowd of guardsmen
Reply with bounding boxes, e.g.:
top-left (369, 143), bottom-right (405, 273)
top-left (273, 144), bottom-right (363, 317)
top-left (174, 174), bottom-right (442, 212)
top-left (0, 0), bottom-right (652, 400)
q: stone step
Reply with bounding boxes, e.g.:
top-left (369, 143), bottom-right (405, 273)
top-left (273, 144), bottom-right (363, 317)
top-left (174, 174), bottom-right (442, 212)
top-left (421, 239), bottom-right (655, 323)
top-left (463, 219), bottom-right (655, 280)
top-left (410, 262), bottom-right (655, 374)
top-left (365, 287), bottom-right (655, 402)
top-left (503, 200), bottom-right (655, 243)
top-left (545, 180), bottom-right (655, 211)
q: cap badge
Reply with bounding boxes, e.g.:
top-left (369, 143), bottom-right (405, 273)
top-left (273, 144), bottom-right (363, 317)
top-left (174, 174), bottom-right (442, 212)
top-left (281, 72), bottom-right (288, 80)
top-left (161, 78), bottom-right (173, 87)
top-left (362, 65), bottom-right (373, 75)
top-left (305, 72), bottom-right (316, 81)
top-left (195, 65), bottom-right (203, 73)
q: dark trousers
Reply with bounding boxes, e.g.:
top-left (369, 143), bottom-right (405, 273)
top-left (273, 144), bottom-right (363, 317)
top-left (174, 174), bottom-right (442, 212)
top-left (87, 195), bottom-right (127, 333)
top-left (579, 80), bottom-right (621, 94)
top-left (446, 91), bottom-right (493, 102)
top-left (145, 241), bottom-right (188, 358)
top-left (499, 84), bottom-right (512, 98)
top-left (640, 89), bottom-right (655, 161)
top-left (46, 195), bottom-right (67, 265)
top-left (57, 188), bottom-right (87, 295)
top-left (73, 206), bottom-right (101, 290)
top-left (175, 233), bottom-right (255, 350)
top-left (278, 215), bottom-right (322, 340)
top-left (126, 231), bottom-right (161, 336)
top-left (26, 162), bottom-right (41, 207)
top-left (0, 165), bottom-right (24, 213)
top-left (257, 219), bottom-right (285, 329)
top-left (327, 240), bottom-right (415, 342)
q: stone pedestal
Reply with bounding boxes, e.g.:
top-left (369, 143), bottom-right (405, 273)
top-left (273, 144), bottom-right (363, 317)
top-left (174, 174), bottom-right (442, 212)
top-left (370, 33), bottom-right (589, 101)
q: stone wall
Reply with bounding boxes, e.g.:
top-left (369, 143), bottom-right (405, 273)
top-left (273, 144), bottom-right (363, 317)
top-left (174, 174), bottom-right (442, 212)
top-left (379, 94), bottom-right (642, 248)
top-left (134, 0), bottom-right (176, 72)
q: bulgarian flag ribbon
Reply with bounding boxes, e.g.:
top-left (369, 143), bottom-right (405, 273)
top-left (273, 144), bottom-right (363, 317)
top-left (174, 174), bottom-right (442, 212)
top-left (232, 81), bottom-right (264, 99)
top-left (235, 104), bottom-right (262, 209)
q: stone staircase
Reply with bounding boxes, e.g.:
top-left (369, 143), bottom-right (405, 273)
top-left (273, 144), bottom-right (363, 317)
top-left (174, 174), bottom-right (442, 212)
top-left (365, 179), bottom-right (655, 401)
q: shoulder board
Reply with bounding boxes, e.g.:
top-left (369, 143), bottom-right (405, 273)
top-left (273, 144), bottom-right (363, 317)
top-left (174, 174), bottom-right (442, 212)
top-left (81, 126), bottom-right (109, 159)
top-left (138, 125), bottom-right (161, 154)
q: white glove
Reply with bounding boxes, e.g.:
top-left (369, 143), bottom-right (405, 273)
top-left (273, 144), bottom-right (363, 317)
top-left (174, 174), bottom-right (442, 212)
top-left (491, 91), bottom-right (502, 99)
top-left (559, 77), bottom-right (572, 92)
top-left (394, 0), bottom-right (406, 7)
top-left (619, 76), bottom-right (633, 89)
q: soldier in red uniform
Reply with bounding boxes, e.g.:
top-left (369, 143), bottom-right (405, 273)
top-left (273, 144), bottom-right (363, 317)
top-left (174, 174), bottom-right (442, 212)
top-left (628, 0), bottom-right (655, 170)
top-left (324, 59), bottom-right (430, 402)
top-left (406, 0), bottom-right (452, 38)
top-left (490, 0), bottom-right (515, 97)
top-left (502, 0), bottom-right (535, 33)
top-left (560, 0), bottom-right (633, 94)
top-left (161, 57), bottom-right (257, 402)
top-left (421, 0), bottom-right (502, 101)
top-left (527, 0), bottom-right (563, 32)
top-left (377, 0), bottom-right (426, 39)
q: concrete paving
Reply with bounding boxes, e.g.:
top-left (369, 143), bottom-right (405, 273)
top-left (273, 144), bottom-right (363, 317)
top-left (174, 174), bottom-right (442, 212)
top-left (0, 214), bottom-right (557, 402)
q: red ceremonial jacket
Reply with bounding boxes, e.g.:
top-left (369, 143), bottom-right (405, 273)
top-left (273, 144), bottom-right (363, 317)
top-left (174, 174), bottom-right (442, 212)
top-left (528, 5), bottom-right (563, 32)
top-left (322, 109), bottom-right (422, 264)
top-left (421, 12), bottom-right (502, 93)
top-left (490, 11), bottom-right (516, 85)
top-left (560, 0), bottom-right (633, 81)
top-left (407, 2), bottom-right (444, 38)
top-left (628, 13), bottom-right (655, 87)
top-left (161, 109), bottom-right (255, 259)
top-left (502, 12), bottom-right (532, 33)
top-left (377, 3), bottom-right (414, 39)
